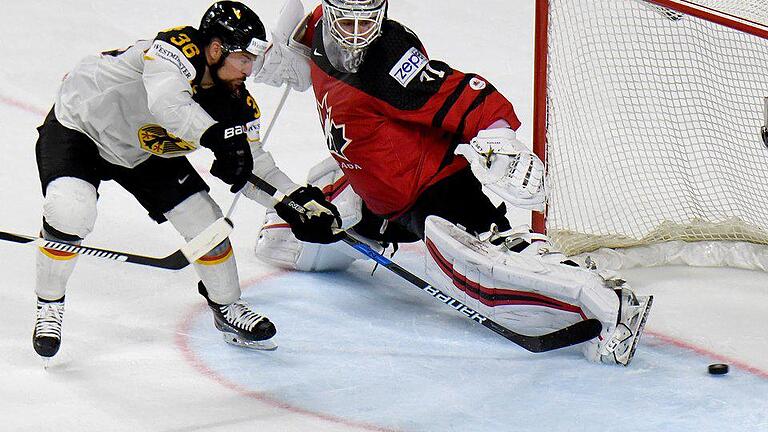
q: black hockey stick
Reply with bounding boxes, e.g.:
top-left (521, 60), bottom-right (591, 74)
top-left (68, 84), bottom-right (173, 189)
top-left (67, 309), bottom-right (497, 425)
top-left (250, 174), bottom-right (602, 352)
top-left (0, 217), bottom-right (233, 270)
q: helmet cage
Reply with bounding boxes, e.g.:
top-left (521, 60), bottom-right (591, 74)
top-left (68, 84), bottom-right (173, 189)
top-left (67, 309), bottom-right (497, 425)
top-left (322, 0), bottom-right (386, 52)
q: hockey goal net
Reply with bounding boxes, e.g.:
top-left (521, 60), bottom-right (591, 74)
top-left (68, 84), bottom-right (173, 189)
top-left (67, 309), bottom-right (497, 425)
top-left (534, 0), bottom-right (768, 269)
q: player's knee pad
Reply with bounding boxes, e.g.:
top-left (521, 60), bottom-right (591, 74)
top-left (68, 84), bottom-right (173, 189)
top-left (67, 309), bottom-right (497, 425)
top-left (42, 177), bottom-right (98, 239)
top-left (255, 209), bottom-right (356, 271)
top-left (423, 215), bottom-right (619, 336)
top-left (164, 192), bottom-right (223, 241)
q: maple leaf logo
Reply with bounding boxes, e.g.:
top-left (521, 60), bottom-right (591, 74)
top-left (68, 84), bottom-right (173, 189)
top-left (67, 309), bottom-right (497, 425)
top-left (317, 93), bottom-right (351, 161)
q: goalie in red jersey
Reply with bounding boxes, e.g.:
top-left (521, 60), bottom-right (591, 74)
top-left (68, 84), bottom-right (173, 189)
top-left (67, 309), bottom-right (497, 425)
top-left (254, 0), bottom-right (653, 366)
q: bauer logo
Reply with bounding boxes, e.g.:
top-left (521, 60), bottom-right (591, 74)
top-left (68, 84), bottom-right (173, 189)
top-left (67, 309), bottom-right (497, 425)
top-left (224, 125), bottom-right (247, 139)
top-left (389, 47), bottom-right (428, 87)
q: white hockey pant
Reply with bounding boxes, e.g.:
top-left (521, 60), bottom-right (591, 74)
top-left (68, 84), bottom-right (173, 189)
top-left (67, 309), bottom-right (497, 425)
top-left (423, 216), bottom-right (620, 359)
top-left (255, 157), bottom-right (365, 271)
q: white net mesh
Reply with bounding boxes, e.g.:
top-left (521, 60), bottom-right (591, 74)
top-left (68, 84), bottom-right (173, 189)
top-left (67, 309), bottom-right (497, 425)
top-left (541, 0), bottom-right (768, 258)
top-left (679, 0), bottom-right (768, 26)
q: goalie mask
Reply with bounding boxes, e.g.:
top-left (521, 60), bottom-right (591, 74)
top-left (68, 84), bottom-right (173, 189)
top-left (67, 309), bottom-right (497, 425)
top-left (321, 0), bottom-right (387, 73)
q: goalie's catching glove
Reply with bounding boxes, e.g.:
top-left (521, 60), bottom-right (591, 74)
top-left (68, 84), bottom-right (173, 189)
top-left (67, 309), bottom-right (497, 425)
top-left (455, 128), bottom-right (545, 211)
top-left (274, 186), bottom-right (345, 244)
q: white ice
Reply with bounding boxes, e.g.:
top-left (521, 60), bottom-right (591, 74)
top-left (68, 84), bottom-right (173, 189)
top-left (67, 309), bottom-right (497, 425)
top-left (1, 1), bottom-right (767, 431)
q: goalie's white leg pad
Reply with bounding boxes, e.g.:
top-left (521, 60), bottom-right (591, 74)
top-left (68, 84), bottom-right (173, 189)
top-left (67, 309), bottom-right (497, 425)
top-left (254, 157), bottom-right (365, 271)
top-left (255, 209), bottom-right (356, 271)
top-left (165, 192), bottom-right (240, 305)
top-left (424, 215), bottom-right (620, 340)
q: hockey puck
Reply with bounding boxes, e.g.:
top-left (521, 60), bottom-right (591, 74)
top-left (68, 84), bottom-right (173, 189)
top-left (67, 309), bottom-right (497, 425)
top-left (708, 364), bottom-right (729, 375)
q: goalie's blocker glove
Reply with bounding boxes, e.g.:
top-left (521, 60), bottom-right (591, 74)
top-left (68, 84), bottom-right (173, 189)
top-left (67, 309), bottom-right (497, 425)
top-left (201, 122), bottom-right (254, 192)
top-left (275, 186), bottom-right (345, 244)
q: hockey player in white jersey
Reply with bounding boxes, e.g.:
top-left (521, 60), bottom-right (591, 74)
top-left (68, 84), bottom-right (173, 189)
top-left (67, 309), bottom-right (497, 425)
top-left (251, 0), bottom-right (652, 365)
top-left (32, 1), bottom-right (342, 358)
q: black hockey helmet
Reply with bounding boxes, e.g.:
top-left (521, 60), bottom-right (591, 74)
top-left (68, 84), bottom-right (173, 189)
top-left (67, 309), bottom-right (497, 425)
top-left (199, 1), bottom-right (270, 56)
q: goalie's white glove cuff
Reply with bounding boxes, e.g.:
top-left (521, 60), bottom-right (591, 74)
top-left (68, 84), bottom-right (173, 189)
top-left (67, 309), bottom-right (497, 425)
top-left (469, 128), bottom-right (528, 155)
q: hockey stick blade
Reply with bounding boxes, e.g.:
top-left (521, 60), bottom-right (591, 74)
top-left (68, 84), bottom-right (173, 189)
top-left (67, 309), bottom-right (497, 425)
top-left (247, 174), bottom-right (603, 353)
top-left (0, 217), bottom-right (233, 270)
top-left (490, 318), bottom-right (603, 353)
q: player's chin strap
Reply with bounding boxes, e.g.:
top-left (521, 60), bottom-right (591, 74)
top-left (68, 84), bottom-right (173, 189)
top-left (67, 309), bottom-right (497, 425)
top-left (225, 85), bottom-right (292, 219)
top-left (0, 217), bottom-right (233, 270)
top-left (246, 174), bottom-right (603, 353)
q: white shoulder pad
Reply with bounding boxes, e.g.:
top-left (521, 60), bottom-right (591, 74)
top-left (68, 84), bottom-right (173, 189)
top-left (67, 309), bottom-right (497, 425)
top-left (145, 40), bottom-right (197, 82)
top-left (142, 41), bottom-right (214, 143)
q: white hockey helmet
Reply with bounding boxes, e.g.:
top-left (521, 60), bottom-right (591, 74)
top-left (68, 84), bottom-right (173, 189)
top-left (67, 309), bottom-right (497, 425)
top-left (321, 0), bottom-right (387, 72)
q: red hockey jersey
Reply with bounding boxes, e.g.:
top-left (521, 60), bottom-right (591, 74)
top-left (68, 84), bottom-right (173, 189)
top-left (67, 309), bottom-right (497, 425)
top-left (301, 6), bottom-right (520, 218)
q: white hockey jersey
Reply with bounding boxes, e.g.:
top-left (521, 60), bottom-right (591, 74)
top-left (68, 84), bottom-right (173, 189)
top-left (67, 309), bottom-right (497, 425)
top-left (55, 36), bottom-right (218, 168)
top-left (53, 26), bottom-right (299, 198)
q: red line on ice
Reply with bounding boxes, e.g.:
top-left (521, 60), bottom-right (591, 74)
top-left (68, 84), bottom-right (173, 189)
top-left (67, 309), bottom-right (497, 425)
top-left (0, 95), bottom-right (47, 117)
top-left (646, 330), bottom-right (768, 379)
top-left (175, 271), bottom-right (399, 432)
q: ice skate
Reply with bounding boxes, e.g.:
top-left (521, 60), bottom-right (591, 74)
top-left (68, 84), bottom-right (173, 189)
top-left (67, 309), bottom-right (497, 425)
top-left (33, 297), bottom-right (65, 360)
top-left (199, 283), bottom-right (277, 351)
top-left (596, 287), bottom-right (653, 366)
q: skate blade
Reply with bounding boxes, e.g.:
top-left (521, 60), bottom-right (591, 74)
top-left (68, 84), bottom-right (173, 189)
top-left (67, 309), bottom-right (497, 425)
top-left (39, 356), bottom-right (53, 370)
top-left (622, 295), bottom-right (654, 367)
top-left (222, 333), bottom-right (278, 351)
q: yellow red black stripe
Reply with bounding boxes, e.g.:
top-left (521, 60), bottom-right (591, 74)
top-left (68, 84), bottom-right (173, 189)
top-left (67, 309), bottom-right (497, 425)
top-left (39, 247), bottom-right (78, 260)
top-left (196, 243), bottom-right (233, 265)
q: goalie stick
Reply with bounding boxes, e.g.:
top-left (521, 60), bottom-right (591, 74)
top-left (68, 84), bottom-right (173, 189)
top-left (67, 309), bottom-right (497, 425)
top-left (248, 174), bottom-right (602, 353)
top-left (0, 217), bottom-right (233, 270)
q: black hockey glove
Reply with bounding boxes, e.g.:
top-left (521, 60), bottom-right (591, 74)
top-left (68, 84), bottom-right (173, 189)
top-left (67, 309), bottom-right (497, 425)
top-left (274, 186), bottom-right (345, 244)
top-left (200, 122), bottom-right (253, 192)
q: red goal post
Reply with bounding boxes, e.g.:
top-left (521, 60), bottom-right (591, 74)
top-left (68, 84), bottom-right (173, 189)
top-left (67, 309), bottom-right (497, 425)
top-left (532, 0), bottom-right (768, 269)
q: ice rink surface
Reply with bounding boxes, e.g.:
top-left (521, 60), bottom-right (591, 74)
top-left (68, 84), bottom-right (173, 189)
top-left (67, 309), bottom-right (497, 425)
top-left (1, 1), bottom-right (767, 431)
